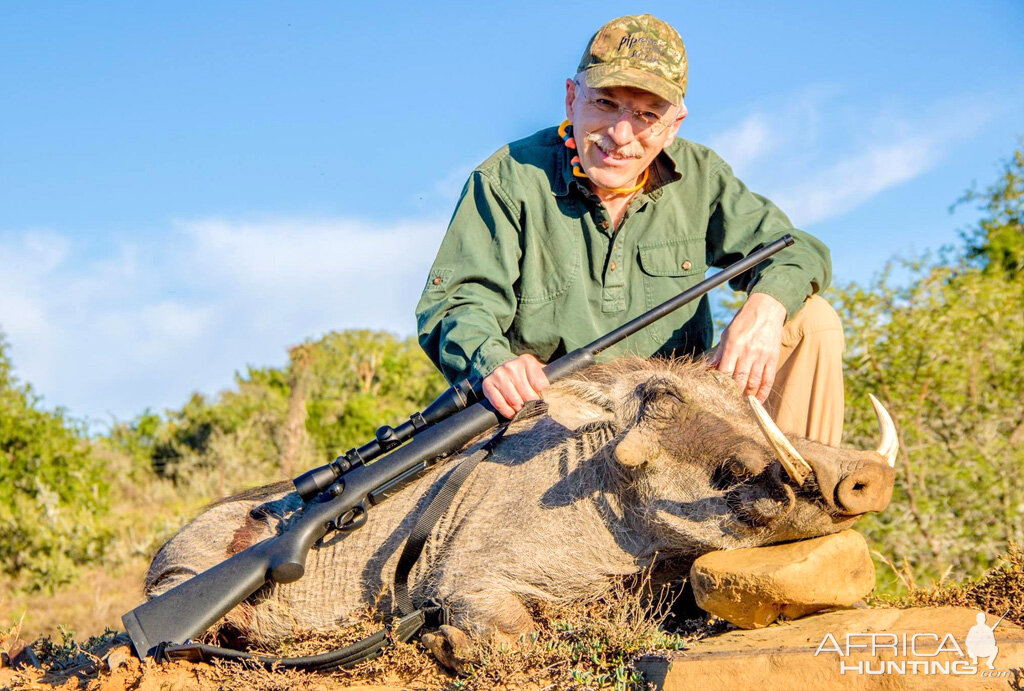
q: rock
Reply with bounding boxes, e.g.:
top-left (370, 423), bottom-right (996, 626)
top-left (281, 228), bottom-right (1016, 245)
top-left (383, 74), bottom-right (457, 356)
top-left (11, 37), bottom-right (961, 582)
top-left (639, 606), bottom-right (1024, 690)
top-left (8, 641), bottom-right (40, 669)
top-left (690, 530), bottom-right (875, 629)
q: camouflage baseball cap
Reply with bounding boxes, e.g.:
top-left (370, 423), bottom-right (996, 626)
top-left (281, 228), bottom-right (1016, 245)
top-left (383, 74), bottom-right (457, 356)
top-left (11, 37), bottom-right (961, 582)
top-left (577, 14), bottom-right (687, 105)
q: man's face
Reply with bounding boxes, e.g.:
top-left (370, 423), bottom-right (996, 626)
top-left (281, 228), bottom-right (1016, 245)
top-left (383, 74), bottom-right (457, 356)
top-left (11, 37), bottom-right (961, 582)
top-left (564, 78), bottom-right (687, 192)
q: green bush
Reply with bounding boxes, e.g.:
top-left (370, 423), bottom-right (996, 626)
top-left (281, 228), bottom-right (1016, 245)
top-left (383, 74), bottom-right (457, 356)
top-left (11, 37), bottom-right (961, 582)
top-left (0, 333), bottom-right (112, 590)
top-left (837, 145), bottom-right (1024, 593)
top-left (838, 258), bottom-right (1024, 591)
top-left (303, 330), bottom-right (447, 460)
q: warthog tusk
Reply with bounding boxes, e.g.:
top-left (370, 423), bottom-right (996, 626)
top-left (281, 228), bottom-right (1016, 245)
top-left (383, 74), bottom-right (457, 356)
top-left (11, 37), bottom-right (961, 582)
top-left (868, 394), bottom-right (899, 468)
top-left (747, 396), bottom-right (813, 486)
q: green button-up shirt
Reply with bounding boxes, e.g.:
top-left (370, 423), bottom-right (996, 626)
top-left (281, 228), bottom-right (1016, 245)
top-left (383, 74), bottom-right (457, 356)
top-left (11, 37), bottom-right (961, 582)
top-left (416, 126), bottom-right (831, 385)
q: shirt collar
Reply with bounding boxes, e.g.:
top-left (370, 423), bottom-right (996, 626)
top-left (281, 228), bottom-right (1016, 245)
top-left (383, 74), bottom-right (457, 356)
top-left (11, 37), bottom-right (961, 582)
top-left (647, 149), bottom-right (683, 201)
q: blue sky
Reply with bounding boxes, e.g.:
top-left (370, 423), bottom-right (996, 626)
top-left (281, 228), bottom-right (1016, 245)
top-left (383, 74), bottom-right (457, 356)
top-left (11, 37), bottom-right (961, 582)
top-left (1, 1), bottom-right (1022, 427)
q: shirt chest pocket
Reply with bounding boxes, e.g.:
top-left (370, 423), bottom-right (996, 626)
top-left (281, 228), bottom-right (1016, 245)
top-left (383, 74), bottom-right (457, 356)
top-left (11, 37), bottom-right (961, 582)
top-left (636, 237), bottom-right (709, 344)
top-left (637, 237), bottom-right (707, 280)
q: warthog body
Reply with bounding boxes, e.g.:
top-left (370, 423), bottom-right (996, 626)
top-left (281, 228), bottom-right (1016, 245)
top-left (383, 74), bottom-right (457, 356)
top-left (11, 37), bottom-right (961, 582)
top-left (146, 358), bottom-right (896, 645)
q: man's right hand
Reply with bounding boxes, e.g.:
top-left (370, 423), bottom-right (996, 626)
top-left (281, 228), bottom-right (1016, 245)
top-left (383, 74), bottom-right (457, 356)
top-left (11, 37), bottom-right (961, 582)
top-left (480, 353), bottom-right (550, 418)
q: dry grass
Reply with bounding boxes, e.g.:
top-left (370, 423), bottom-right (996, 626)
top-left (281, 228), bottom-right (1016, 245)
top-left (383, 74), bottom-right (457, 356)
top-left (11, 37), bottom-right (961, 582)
top-left (0, 558), bottom-right (150, 645)
top-left (448, 585), bottom-right (698, 690)
top-left (874, 542), bottom-right (1024, 627)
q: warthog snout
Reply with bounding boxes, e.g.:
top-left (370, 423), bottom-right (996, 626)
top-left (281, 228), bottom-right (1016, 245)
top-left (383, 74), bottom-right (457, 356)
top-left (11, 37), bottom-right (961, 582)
top-left (747, 393), bottom-right (900, 518)
top-left (835, 461), bottom-right (896, 515)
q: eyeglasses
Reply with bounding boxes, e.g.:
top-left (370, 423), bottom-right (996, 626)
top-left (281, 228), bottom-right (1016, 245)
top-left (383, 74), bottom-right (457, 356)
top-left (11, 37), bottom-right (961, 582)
top-left (572, 80), bottom-right (677, 138)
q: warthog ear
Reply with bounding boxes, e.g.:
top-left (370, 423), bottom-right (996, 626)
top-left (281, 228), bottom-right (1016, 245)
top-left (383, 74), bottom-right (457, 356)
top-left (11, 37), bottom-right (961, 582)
top-left (614, 425), bottom-right (661, 467)
top-left (543, 381), bottom-right (616, 430)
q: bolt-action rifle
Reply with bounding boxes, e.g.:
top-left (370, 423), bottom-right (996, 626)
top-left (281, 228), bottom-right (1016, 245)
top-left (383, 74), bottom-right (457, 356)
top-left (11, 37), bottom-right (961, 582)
top-left (122, 235), bottom-right (795, 659)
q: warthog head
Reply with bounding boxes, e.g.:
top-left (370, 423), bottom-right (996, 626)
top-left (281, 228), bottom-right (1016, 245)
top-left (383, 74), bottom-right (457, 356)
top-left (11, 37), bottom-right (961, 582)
top-left (546, 358), bottom-right (897, 552)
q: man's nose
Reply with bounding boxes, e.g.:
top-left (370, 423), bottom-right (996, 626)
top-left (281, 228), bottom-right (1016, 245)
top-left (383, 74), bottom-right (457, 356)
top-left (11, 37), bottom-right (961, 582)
top-left (608, 118), bottom-right (637, 145)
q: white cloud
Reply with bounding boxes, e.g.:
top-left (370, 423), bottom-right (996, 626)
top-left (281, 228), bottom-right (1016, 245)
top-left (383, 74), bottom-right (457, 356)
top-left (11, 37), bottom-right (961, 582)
top-left (0, 217), bottom-right (447, 426)
top-left (430, 163), bottom-right (475, 204)
top-left (771, 138), bottom-right (938, 226)
top-left (706, 114), bottom-right (773, 172)
top-left (703, 90), bottom-right (992, 227)
top-left (180, 217), bottom-right (444, 338)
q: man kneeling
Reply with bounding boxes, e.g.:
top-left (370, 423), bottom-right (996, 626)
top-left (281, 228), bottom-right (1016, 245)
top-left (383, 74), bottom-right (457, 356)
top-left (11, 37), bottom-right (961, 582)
top-left (416, 13), bottom-right (843, 444)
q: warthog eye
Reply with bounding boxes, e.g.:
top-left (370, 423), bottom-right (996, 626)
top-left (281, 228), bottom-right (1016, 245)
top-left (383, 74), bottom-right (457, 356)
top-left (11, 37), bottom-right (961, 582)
top-left (634, 378), bottom-right (686, 424)
top-left (711, 458), bottom-right (747, 490)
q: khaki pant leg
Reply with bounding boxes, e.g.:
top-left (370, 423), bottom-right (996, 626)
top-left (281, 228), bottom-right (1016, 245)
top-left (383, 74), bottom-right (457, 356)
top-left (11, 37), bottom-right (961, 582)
top-left (765, 295), bottom-right (845, 446)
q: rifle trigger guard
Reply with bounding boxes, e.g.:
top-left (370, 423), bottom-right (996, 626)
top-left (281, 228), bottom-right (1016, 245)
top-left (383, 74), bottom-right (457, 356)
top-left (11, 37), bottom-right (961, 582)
top-left (335, 502), bottom-right (368, 532)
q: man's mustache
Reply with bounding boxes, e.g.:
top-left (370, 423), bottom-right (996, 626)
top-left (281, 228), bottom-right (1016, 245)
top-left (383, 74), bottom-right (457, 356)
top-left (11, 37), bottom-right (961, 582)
top-left (583, 132), bottom-right (644, 159)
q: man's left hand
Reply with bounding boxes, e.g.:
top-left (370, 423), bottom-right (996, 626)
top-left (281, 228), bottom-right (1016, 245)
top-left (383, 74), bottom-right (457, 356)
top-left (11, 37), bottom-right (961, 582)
top-left (710, 293), bottom-right (787, 402)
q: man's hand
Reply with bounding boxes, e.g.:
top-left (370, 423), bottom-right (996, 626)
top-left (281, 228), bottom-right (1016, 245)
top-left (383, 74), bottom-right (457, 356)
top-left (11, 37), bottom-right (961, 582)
top-left (710, 293), bottom-right (787, 402)
top-left (481, 353), bottom-right (550, 418)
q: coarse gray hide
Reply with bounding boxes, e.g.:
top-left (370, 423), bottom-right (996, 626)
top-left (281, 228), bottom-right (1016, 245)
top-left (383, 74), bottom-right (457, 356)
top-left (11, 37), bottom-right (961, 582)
top-left (145, 358), bottom-right (896, 645)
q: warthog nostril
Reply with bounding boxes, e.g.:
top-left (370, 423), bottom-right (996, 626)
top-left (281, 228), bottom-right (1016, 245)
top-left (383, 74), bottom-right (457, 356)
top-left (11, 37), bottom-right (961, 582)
top-left (835, 463), bottom-right (896, 515)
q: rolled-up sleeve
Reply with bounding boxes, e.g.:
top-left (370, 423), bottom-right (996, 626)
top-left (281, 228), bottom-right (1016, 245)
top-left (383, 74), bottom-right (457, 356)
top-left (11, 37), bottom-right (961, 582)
top-left (415, 170), bottom-right (522, 384)
top-left (705, 156), bottom-right (832, 318)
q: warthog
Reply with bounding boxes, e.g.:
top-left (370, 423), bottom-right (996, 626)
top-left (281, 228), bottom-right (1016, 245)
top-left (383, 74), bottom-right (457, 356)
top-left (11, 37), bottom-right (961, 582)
top-left (145, 357), bottom-right (897, 655)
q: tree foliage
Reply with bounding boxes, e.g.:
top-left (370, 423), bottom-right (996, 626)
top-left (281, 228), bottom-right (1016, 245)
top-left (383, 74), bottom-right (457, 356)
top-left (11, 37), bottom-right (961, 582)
top-left (0, 333), bottom-right (111, 589)
top-left (302, 330), bottom-right (447, 462)
top-left (958, 143), bottom-right (1024, 278)
top-left (108, 330), bottom-right (447, 497)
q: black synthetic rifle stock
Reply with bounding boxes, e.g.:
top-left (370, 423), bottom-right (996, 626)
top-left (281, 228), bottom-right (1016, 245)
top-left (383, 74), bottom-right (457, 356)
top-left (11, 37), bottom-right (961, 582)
top-left (122, 235), bottom-right (794, 659)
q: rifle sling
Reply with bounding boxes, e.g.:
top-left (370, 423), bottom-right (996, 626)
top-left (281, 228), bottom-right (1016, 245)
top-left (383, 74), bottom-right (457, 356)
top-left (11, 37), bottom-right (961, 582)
top-left (393, 421), bottom-right (511, 616)
top-left (158, 419), bottom-right (519, 672)
top-left (158, 608), bottom-right (428, 671)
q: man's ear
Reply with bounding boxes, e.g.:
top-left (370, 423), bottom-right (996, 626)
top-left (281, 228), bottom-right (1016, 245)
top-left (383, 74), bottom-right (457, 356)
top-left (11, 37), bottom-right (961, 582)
top-left (662, 100), bottom-right (688, 146)
top-left (565, 78), bottom-right (578, 121)
top-left (614, 425), bottom-right (661, 467)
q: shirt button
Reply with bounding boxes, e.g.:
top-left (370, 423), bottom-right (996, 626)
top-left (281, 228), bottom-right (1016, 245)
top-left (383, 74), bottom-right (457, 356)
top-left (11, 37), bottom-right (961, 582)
top-left (609, 261), bottom-right (617, 271)
top-left (681, 260), bottom-right (692, 271)
top-left (432, 276), bottom-right (443, 285)
top-left (599, 220), bottom-right (610, 229)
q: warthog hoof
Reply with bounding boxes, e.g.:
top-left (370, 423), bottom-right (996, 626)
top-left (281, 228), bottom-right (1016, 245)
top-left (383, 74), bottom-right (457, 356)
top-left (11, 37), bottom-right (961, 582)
top-left (421, 624), bottom-right (473, 674)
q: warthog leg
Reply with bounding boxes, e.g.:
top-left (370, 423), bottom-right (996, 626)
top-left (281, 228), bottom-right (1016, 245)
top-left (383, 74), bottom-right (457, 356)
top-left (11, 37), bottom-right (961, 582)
top-left (438, 579), bottom-right (537, 639)
top-left (421, 578), bottom-right (538, 671)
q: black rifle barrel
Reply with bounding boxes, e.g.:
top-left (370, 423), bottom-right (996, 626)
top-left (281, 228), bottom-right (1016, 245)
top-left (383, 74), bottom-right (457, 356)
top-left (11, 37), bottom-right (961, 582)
top-left (122, 234), bottom-right (794, 658)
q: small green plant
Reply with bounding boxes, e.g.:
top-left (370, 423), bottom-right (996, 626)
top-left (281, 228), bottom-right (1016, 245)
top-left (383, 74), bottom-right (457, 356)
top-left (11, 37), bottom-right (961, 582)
top-left (32, 625), bottom-right (119, 671)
